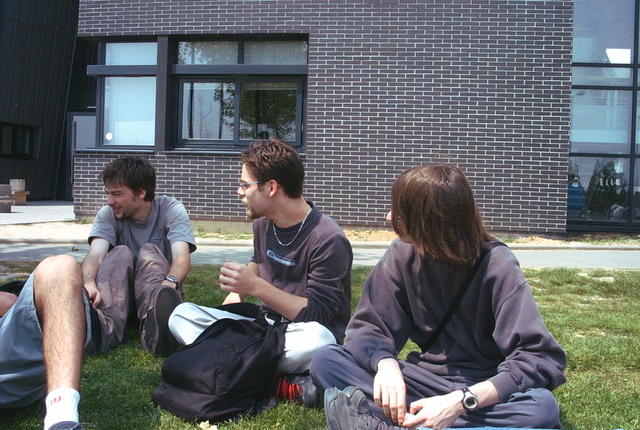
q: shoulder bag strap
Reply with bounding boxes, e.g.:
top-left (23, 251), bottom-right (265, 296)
top-left (421, 242), bottom-right (506, 352)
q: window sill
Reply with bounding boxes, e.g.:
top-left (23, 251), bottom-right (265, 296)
top-left (166, 147), bottom-right (306, 157)
top-left (74, 147), bottom-right (155, 154)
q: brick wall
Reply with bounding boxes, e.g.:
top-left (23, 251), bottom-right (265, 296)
top-left (75, 0), bottom-right (572, 234)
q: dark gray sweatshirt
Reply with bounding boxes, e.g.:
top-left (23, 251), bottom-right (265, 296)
top-left (344, 239), bottom-right (566, 402)
top-left (252, 207), bottom-right (353, 342)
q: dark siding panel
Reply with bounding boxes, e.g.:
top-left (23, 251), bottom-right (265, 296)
top-left (0, 0), bottom-right (79, 200)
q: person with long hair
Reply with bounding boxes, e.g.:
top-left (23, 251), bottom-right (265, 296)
top-left (311, 164), bottom-right (566, 430)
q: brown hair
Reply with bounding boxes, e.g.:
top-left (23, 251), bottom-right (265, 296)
top-left (240, 138), bottom-right (304, 198)
top-left (391, 164), bottom-right (491, 266)
top-left (99, 156), bottom-right (156, 201)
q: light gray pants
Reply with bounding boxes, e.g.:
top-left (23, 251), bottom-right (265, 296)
top-left (169, 302), bottom-right (337, 374)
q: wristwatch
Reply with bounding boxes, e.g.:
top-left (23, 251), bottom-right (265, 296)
top-left (461, 387), bottom-right (479, 413)
top-left (164, 275), bottom-right (178, 285)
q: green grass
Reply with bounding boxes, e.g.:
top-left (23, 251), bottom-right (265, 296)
top-left (1, 265), bottom-right (638, 430)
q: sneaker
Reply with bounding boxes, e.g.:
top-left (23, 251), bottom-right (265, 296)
top-left (273, 373), bottom-right (322, 408)
top-left (141, 286), bottom-right (181, 356)
top-left (47, 421), bottom-right (86, 430)
top-left (324, 386), bottom-right (370, 430)
top-left (324, 386), bottom-right (403, 430)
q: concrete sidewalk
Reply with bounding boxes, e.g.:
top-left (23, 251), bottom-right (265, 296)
top-left (2, 241), bottom-right (640, 268)
top-left (0, 201), bottom-right (75, 225)
top-left (1, 202), bottom-right (640, 268)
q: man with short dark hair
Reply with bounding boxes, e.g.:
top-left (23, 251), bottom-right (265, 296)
top-left (169, 138), bottom-right (353, 405)
top-left (312, 164), bottom-right (567, 430)
top-left (82, 156), bottom-right (196, 356)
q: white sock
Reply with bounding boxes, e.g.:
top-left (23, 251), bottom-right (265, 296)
top-left (44, 387), bottom-right (80, 430)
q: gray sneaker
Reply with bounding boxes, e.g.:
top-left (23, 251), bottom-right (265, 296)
top-left (324, 386), bottom-right (371, 430)
top-left (141, 286), bottom-right (181, 356)
top-left (324, 387), bottom-right (407, 430)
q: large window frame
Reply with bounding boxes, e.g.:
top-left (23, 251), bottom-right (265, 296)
top-left (83, 36), bottom-right (308, 153)
top-left (177, 76), bottom-right (305, 150)
top-left (87, 40), bottom-right (158, 152)
top-left (569, 0), bottom-right (640, 231)
top-left (172, 38), bottom-right (307, 151)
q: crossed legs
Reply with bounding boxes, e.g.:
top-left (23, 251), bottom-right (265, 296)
top-left (311, 345), bottom-right (562, 429)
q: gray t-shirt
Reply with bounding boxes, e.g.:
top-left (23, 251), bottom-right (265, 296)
top-left (89, 195), bottom-right (196, 263)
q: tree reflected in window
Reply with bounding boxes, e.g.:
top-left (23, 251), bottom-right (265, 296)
top-left (240, 82), bottom-right (296, 141)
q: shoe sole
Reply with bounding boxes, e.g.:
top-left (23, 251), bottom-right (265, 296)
top-left (142, 287), bottom-right (181, 356)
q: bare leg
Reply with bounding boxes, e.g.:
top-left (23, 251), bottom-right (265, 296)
top-left (33, 255), bottom-right (85, 394)
top-left (0, 291), bottom-right (17, 316)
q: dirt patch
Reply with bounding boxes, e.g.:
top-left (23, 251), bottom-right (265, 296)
top-left (343, 228), bottom-right (397, 242)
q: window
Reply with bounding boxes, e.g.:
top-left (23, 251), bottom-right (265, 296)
top-left (83, 38), bottom-right (307, 152)
top-left (0, 123), bottom-right (34, 157)
top-left (86, 42), bottom-right (158, 149)
top-left (569, 0), bottom-right (638, 229)
top-left (572, 0), bottom-right (634, 64)
top-left (181, 81), bottom-right (235, 141)
top-left (175, 39), bottom-right (307, 150)
top-left (103, 77), bottom-right (156, 146)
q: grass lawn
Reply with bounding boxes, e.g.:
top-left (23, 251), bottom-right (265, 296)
top-left (1, 263), bottom-right (638, 430)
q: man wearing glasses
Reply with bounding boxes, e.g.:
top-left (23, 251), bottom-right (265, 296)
top-left (169, 138), bottom-right (353, 406)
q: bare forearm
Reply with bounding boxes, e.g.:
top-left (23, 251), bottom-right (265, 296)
top-left (467, 380), bottom-right (500, 409)
top-left (251, 278), bottom-right (308, 320)
top-left (167, 254), bottom-right (190, 283)
top-left (81, 254), bottom-right (101, 287)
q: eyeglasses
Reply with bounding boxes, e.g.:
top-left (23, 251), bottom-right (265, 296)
top-left (238, 181), bottom-right (264, 190)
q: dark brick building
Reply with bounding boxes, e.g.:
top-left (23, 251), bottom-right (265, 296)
top-left (69, 0), bottom-right (575, 234)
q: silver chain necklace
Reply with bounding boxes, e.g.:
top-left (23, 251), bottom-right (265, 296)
top-left (272, 207), bottom-right (312, 247)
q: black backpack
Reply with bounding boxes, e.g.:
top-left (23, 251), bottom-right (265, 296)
top-left (152, 303), bottom-right (287, 422)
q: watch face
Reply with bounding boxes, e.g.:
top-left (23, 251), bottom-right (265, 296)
top-left (462, 389), bottom-right (479, 411)
top-left (463, 396), bottom-right (478, 409)
top-left (166, 275), bottom-right (178, 283)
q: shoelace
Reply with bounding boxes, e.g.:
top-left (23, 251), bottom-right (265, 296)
top-left (275, 377), bottom-right (303, 402)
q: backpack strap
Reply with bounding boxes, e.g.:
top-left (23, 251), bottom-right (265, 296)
top-left (420, 241), bottom-right (507, 352)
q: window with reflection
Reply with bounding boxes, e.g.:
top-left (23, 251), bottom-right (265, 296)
top-left (571, 67), bottom-right (632, 86)
top-left (570, 89), bottom-right (632, 154)
top-left (240, 82), bottom-right (297, 141)
top-left (573, 0), bottom-right (634, 64)
top-left (568, 157), bottom-right (629, 222)
top-left (181, 82), bottom-right (235, 141)
top-left (244, 41), bottom-right (307, 65)
top-left (178, 41), bottom-right (238, 65)
top-left (175, 39), bottom-right (306, 148)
